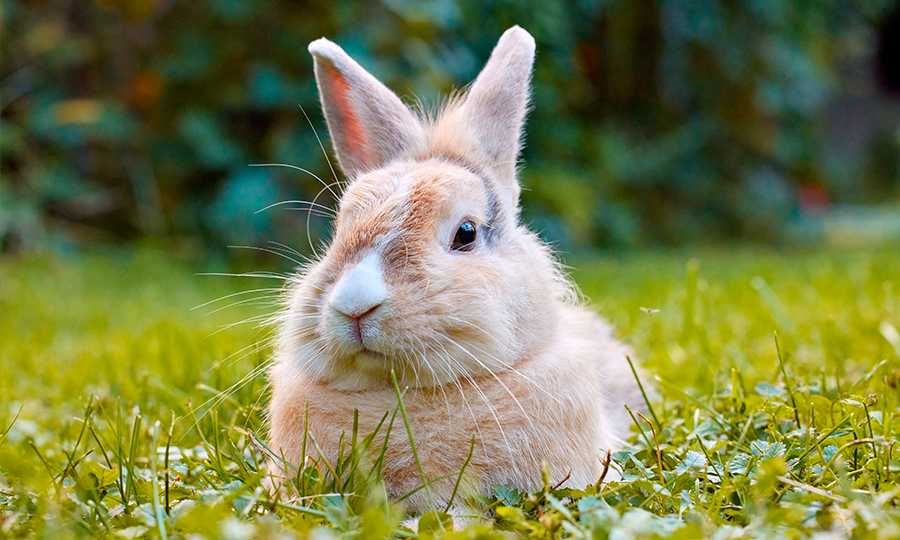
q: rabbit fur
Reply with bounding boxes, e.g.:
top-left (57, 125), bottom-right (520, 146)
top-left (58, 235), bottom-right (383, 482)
top-left (267, 26), bottom-right (645, 515)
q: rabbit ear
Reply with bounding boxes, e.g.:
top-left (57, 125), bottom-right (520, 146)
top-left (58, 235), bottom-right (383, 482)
top-left (309, 39), bottom-right (426, 178)
top-left (452, 26), bottom-right (535, 208)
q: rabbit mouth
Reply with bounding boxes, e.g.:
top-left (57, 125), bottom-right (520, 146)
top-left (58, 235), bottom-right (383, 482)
top-left (357, 347), bottom-right (382, 359)
top-left (348, 348), bottom-right (388, 372)
top-left (338, 343), bottom-right (385, 361)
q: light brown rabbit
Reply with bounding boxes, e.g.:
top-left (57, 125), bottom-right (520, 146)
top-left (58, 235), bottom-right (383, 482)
top-left (267, 26), bottom-right (645, 515)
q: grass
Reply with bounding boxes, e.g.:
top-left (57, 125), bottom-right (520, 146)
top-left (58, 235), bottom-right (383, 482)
top-left (1, 245), bottom-right (898, 538)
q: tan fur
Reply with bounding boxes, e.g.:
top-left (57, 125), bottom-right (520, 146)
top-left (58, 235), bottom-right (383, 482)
top-left (268, 26), bottom-right (646, 514)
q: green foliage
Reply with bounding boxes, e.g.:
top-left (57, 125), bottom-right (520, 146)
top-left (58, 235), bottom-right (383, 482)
top-left (1, 246), bottom-right (898, 537)
top-left (2, 0), bottom-right (899, 254)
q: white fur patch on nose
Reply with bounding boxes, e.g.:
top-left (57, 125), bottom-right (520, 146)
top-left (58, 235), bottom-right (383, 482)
top-left (331, 252), bottom-right (387, 318)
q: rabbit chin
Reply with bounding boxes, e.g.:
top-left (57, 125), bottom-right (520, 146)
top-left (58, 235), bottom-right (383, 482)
top-left (331, 348), bottom-right (396, 391)
top-left (303, 340), bottom-right (517, 392)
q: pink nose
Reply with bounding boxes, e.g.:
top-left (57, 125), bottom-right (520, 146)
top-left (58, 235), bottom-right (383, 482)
top-left (330, 253), bottom-right (387, 319)
top-left (354, 303), bottom-right (381, 320)
top-left (336, 298), bottom-right (383, 320)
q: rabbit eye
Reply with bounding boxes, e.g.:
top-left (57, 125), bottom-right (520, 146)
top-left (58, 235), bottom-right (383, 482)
top-left (451, 221), bottom-right (477, 252)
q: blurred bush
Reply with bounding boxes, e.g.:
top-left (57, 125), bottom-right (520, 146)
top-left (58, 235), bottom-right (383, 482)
top-left (2, 0), bottom-right (899, 256)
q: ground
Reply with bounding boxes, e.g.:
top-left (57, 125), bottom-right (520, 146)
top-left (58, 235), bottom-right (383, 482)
top-left (1, 245), bottom-right (898, 538)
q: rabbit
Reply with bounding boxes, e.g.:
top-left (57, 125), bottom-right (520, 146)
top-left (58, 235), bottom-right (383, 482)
top-left (267, 26), bottom-right (646, 516)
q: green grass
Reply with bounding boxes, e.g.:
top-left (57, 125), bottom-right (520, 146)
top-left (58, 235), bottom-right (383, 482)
top-left (1, 246), bottom-right (898, 538)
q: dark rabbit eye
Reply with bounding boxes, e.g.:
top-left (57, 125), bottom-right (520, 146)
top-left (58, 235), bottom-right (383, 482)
top-left (451, 221), bottom-right (477, 252)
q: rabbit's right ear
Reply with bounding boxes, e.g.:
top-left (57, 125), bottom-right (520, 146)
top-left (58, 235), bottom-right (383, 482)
top-left (309, 39), bottom-right (426, 179)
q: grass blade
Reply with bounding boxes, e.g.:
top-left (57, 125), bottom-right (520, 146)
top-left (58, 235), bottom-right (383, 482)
top-left (774, 332), bottom-right (801, 429)
top-left (445, 435), bottom-right (476, 512)
top-left (390, 369), bottom-right (435, 511)
top-left (0, 403), bottom-right (24, 448)
top-left (627, 355), bottom-right (660, 429)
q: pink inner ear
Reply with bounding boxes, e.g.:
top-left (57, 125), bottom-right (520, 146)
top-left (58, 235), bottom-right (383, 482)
top-left (322, 64), bottom-right (370, 168)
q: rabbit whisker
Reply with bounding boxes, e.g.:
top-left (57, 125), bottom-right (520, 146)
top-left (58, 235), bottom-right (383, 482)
top-left (208, 313), bottom-right (276, 337)
top-left (433, 339), bottom-right (513, 462)
top-left (197, 271), bottom-right (290, 280)
top-left (244, 380), bottom-right (273, 431)
top-left (431, 344), bottom-right (488, 460)
top-left (459, 369), bottom-right (514, 464)
top-left (416, 336), bottom-right (452, 421)
top-left (255, 199), bottom-right (337, 217)
top-left (192, 288), bottom-right (283, 311)
top-left (204, 296), bottom-right (282, 317)
top-left (442, 336), bottom-right (539, 436)
top-left (285, 208), bottom-right (336, 220)
top-left (262, 242), bottom-right (317, 267)
top-left (450, 336), bottom-right (562, 405)
top-left (443, 315), bottom-right (508, 348)
top-left (250, 162), bottom-right (340, 202)
top-left (298, 340), bottom-right (332, 382)
top-left (209, 339), bottom-right (270, 372)
top-left (185, 358), bottom-right (273, 437)
top-left (298, 103), bottom-right (345, 190)
top-left (306, 178), bottom-right (346, 255)
top-left (268, 240), bottom-right (310, 260)
top-left (228, 245), bottom-right (306, 266)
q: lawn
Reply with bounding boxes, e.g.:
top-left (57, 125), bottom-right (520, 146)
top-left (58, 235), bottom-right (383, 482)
top-left (1, 246), bottom-right (898, 538)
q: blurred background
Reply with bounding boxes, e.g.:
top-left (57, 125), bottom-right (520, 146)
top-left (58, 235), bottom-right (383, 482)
top-left (2, 0), bottom-right (900, 260)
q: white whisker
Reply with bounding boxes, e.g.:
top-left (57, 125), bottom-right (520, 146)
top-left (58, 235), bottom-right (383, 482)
top-left (442, 316), bottom-right (561, 404)
top-left (298, 104), bottom-right (344, 190)
top-left (250, 163), bottom-right (340, 201)
top-left (197, 272), bottom-right (289, 280)
top-left (433, 340), bottom-right (514, 462)
top-left (208, 340), bottom-right (269, 372)
top-left (445, 337), bottom-right (539, 436)
top-left (207, 313), bottom-right (276, 336)
top-left (255, 199), bottom-right (337, 217)
top-left (203, 296), bottom-right (281, 317)
top-left (305, 179), bottom-right (344, 257)
top-left (192, 288), bottom-right (282, 311)
top-left (184, 358), bottom-right (274, 437)
top-left (228, 245), bottom-right (305, 266)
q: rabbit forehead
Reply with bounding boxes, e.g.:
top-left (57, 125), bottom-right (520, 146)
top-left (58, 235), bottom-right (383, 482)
top-left (402, 161), bottom-right (490, 228)
top-left (337, 159), bottom-right (492, 245)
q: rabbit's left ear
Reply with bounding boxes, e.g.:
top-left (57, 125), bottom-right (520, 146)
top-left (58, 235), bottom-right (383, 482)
top-left (309, 38), bottom-right (426, 179)
top-left (444, 26), bottom-right (535, 210)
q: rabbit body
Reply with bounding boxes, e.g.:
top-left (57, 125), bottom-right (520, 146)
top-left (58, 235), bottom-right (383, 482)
top-left (270, 300), bottom-right (638, 512)
top-left (268, 26), bottom-right (644, 513)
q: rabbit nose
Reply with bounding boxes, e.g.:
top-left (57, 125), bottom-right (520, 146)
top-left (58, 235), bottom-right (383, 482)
top-left (330, 252), bottom-right (387, 319)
